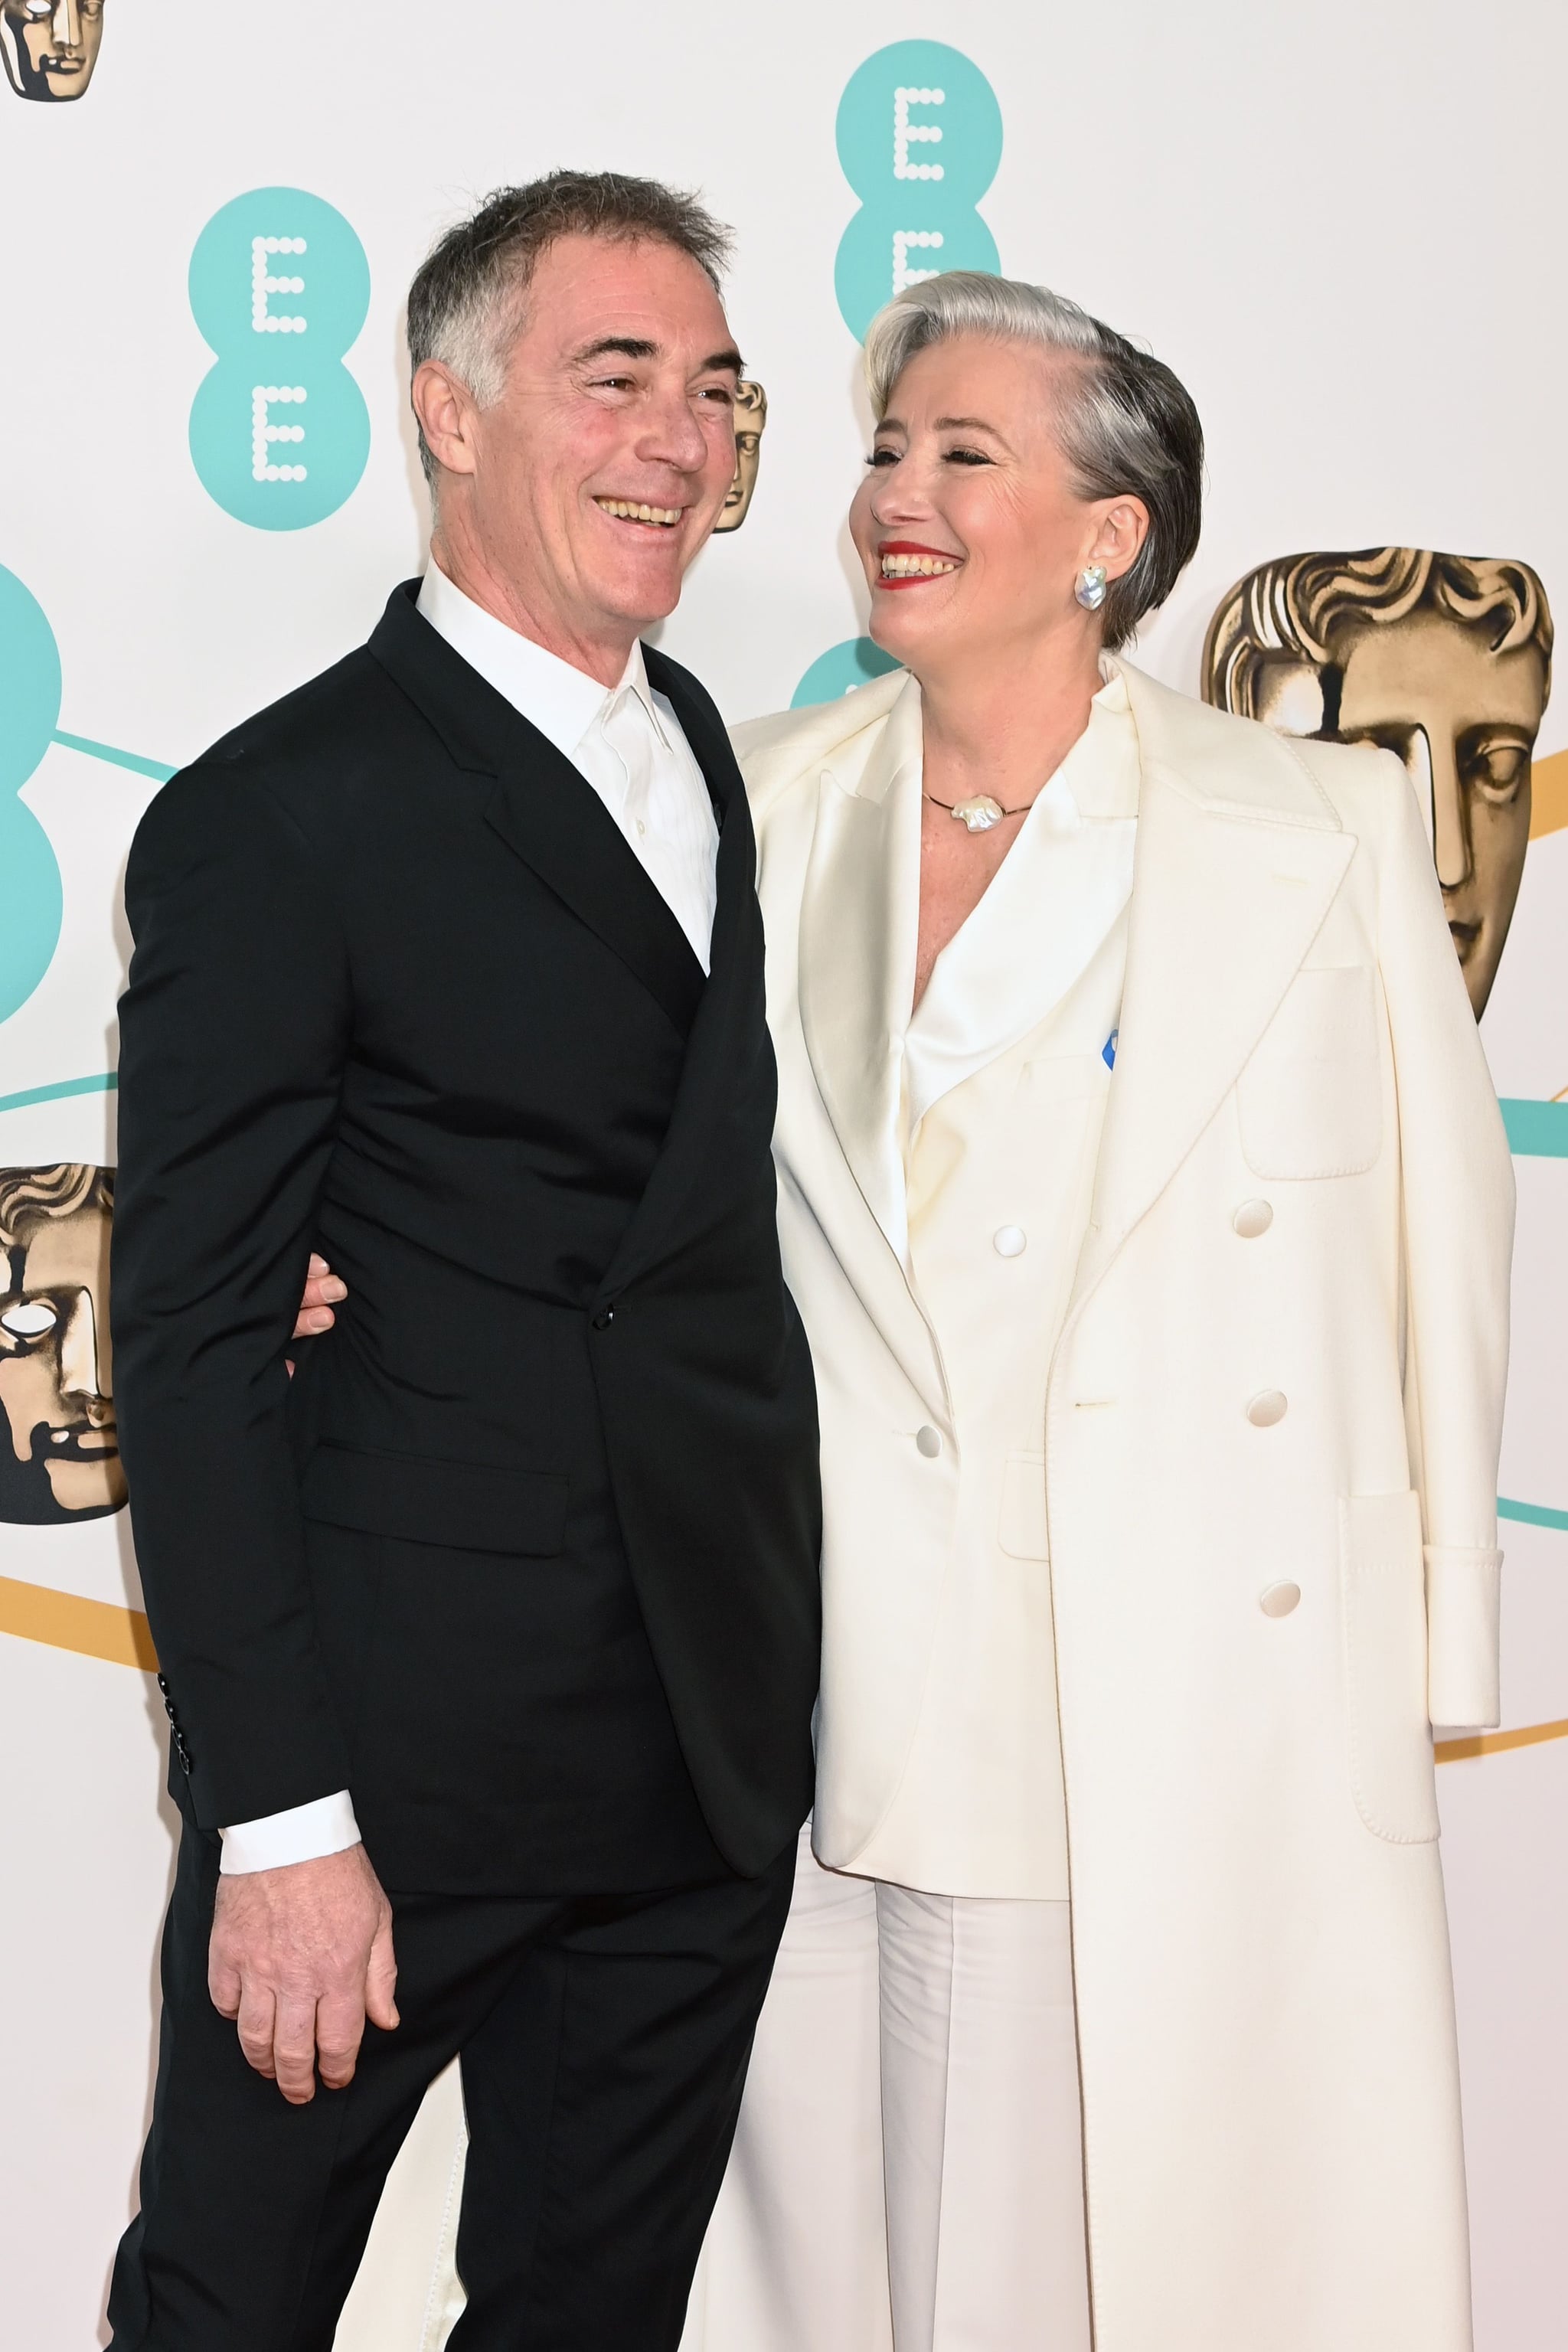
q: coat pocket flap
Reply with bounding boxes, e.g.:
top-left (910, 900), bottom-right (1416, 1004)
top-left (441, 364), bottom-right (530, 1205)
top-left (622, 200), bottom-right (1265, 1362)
top-left (301, 1444), bottom-right (568, 1557)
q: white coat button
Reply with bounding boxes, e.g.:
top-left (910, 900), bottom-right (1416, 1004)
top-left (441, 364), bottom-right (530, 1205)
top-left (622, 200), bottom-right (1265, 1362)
top-left (916, 1425), bottom-right (942, 1459)
top-left (1233, 1198), bottom-right (1273, 1239)
top-left (993, 1225), bottom-right (1027, 1258)
top-left (1246, 1389), bottom-right (1289, 1427)
top-left (1259, 1581), bottom-right (1302, 1618)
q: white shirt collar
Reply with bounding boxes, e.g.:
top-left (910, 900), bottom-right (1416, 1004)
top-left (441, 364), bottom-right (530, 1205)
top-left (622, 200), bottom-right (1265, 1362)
top-left (415, 560), bottom-right (667, 762)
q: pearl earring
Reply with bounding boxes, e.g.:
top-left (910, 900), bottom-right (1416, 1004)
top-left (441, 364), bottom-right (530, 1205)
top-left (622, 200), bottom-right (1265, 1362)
top-left (1075, 564), bottom-right (1108, 612)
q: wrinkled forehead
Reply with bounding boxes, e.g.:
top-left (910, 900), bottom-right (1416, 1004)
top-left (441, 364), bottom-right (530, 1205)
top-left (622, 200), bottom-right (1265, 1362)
top-left (519, 233), bottom-right (735, 366)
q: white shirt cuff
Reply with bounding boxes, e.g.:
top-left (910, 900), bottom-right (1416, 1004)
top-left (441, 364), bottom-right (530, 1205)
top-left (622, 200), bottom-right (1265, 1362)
top-left (219, 1790), bottom-right (362, 1875)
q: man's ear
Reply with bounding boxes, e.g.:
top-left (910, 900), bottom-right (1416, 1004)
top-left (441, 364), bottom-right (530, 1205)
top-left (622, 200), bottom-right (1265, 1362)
top-left (412, 360), bottom-right (482, 482)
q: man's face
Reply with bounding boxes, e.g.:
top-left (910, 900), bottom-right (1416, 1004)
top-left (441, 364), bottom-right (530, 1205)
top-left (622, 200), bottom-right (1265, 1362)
top-left (0, 1204), bottom-right (124, 1515)
top-left (1337, 609), bottom-right (1544, 1017)
top-left (1, 0), bottom-right (104, 100)
top-left (443, 234), bottom-right (743, 652)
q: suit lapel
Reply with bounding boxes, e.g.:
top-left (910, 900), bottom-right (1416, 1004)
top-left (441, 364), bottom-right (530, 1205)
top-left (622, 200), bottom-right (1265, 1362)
top-left (483, 747), bottom-right (705, 1040)
top-left (797, 675), bottom-right (924, 1261)
top-left (368, 583), bottom-right (707, 1040)
top-left (1067, 666), bottom-right (1357, 1318)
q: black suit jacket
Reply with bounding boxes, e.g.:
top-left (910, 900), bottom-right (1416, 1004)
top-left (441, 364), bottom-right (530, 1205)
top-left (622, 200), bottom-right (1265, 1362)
top-left (112, 583), bottom-right (821, 1892)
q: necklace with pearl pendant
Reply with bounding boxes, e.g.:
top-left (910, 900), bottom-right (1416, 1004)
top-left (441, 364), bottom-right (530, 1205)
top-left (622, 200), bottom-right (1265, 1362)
top-left (923, 791), bottom-right (1031, 835)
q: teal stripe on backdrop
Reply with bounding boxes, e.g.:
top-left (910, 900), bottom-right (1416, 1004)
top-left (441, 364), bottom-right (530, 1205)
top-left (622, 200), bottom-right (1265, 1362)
top-left (1499, 1498), bottom-right (1568, 1534)
top-left (0, 1072), bottom-right (118, 1117)
top-left (1500, 1098), bottom-right (1568, 1157)
top-left (51, 731), bottom-right (175, 785)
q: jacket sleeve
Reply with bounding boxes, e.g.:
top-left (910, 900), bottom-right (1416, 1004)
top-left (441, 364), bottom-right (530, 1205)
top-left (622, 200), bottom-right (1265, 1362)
top-left (1373, 750), bottom-right (1514, 1729)
top-left (112, 760), bottom-right (354, 1828)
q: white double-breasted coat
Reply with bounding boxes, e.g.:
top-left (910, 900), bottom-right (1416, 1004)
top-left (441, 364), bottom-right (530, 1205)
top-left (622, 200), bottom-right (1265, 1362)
top-left (732, 655), bottom-right (1513, 2351)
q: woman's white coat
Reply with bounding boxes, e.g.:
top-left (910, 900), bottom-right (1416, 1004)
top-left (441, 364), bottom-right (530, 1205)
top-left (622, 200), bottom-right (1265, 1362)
top-left (733, 658), bottom-right (1513, 2351)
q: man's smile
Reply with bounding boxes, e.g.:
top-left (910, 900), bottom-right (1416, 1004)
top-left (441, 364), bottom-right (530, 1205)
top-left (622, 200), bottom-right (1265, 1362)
top-left (593, 497), bottom-right (684, 529)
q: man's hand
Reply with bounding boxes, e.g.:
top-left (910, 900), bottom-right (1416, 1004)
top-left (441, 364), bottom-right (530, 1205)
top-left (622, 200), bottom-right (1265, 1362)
top-left (208, 1843), bottom-right (399, 2105)
top-left (293, 1252), bottom-right (346, 1339)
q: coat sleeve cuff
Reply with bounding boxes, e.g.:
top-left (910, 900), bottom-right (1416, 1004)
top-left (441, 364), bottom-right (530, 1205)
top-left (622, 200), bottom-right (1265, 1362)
top-left (1425, 1545), bottom-right (1502, 1731)
top-left (219, 1790), bottom-right (362, 1875)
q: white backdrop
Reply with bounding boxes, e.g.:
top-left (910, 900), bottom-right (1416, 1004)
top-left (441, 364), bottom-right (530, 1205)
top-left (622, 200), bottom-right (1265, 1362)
top-left (1, 5), bottom-right (1564, 2344)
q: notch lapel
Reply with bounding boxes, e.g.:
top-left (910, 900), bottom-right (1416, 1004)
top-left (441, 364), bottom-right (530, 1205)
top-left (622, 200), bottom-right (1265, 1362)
top-left (483, 746), bottom-right (706, 1040)
top-left (1067, 672), bottom-right (1357, 1319)
top-left (797, 676), bottom-right (924, 1263)
top-left (368, 583), bottom-right (707, 1039)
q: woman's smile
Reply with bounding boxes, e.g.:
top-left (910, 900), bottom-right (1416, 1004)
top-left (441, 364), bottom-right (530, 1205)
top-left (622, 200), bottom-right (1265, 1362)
top-left (877, 538), bottom-right (964, 586)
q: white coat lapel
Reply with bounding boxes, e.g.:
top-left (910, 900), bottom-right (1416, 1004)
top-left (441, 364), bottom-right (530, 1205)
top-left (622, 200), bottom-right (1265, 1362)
top-left (798, 675), bottom-right (924, 1262)
top-left (1070, 667), bottom-right (1357, 1313)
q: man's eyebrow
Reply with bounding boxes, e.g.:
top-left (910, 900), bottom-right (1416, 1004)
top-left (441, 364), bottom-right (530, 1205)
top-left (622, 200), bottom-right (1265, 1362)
top-left (573, 336), bottom-right (661, 364)
top-left (570, 339), bottom-right (743, 376)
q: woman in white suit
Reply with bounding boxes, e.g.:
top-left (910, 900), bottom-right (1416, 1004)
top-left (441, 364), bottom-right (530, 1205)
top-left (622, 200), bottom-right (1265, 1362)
top-left (682, 273), bottom-right (1513, 2352)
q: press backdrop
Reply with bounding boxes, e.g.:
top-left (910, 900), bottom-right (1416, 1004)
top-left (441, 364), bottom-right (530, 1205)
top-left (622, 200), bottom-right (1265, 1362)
top-left (1, 5), bottom-right (1564, 2345)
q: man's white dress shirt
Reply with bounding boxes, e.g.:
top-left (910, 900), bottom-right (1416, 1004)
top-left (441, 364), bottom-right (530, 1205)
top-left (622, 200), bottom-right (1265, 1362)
top-left (220, 562), bottom-right (720, 1873)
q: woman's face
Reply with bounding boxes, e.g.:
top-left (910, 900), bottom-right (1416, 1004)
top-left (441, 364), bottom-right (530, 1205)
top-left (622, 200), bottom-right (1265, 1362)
top-left (849, 335), bottom-right (1144, 678)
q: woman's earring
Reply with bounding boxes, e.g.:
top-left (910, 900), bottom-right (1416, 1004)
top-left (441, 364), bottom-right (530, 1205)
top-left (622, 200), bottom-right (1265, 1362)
top-left (1075, 564), bottom-right (1109, 612)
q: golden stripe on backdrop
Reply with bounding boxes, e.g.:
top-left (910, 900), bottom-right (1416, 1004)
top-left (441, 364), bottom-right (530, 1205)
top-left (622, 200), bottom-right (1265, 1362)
top-left (1, 1576), bottom-right (1563, 1762)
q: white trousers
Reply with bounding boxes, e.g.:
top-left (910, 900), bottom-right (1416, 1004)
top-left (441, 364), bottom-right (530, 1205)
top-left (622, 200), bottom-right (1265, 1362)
top-left (681, 1824), bottom-right (1093, 2352)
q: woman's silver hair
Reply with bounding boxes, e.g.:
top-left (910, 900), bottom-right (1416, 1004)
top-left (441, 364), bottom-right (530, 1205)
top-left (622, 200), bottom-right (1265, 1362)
top-left (862, 273), bottom-right (1204, 649)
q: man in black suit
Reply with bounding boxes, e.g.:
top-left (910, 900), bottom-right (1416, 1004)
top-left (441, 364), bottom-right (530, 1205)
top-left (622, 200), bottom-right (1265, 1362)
top-left (107, 172), bottom-right (821, 2350)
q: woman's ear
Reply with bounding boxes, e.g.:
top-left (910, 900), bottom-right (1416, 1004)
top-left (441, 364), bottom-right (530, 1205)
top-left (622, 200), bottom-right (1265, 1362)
top-left (1090, 495), bottom-right (1151, 583)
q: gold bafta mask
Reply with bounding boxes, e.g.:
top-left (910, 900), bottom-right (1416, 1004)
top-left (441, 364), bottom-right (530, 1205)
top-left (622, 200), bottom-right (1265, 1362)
top-left (0, 1165), bottom-right (125, 1522)
top-left (1204, 548), bottom-right (1553, 1019)
top-left (713, 380), bottom-right (767, 534)
top-left (1, 0), bottom-right (103, 100)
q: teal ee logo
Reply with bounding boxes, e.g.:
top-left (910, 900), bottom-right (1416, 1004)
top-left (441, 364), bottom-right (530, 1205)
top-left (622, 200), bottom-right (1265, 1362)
top-left (792, 637), bottom-right (903, 709)
top-left (835, 41), bottom-right (1004, 342)
top-left (0, 567), bottom-right (64, 1025)
top-left (189, 188), bottom-right (371, 530)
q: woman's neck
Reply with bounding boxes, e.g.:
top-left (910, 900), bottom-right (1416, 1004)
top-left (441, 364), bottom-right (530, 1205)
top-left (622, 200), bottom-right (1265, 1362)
top-left (915, 622), bottom-right (1109, 812)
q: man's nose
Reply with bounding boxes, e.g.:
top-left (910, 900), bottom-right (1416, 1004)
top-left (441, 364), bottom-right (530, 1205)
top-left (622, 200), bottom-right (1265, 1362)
top-left (53, 0), bottom-right (83, 53)
top-left (1429, 731), bottom-right (1472, 892)
top-left (639, 387), bottom-right (709, 475)
top-left (57, 1285), bottom-right (109, 1406)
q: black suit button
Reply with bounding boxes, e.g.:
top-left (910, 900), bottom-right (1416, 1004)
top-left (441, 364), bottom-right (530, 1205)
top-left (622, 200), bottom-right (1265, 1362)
top-left (591, 1306), bottom-right (615, 1330)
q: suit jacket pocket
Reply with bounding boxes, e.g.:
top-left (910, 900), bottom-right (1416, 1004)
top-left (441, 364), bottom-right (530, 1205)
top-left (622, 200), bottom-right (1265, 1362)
top-left (998, 1452), bottom-right (1050, 1560)
top-left (301, 1443), bottom-right (568, 1557)
top-left (1340, 1491), bottom-right (1439, 1843)
top-left (1237, 965), bottom-right (1381, 1178)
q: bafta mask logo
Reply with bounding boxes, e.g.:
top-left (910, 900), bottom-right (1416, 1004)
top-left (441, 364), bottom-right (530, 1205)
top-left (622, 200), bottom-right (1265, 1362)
top-left (712, 380), bottom-right (767, 534)
top-left (1, 0), bottom-right (103, 100)
top-left (1204, 548), bottom-right (1553, 1018)
top-left (0, 1164), bottom-right (124, 1524)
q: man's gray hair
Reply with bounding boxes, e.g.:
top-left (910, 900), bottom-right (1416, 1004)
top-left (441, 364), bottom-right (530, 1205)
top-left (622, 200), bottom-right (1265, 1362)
top-left (407, 170), bottom-right (733, 488)
top-left (862, 273), bottom-right (1204, 648)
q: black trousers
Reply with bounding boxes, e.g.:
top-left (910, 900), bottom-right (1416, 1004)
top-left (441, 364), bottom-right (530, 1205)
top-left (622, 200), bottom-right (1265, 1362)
top-left (107, 1821), bottom-right (797, 2350)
